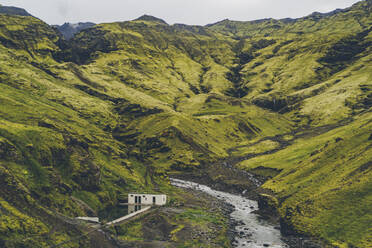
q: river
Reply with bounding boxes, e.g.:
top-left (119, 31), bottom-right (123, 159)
top-left (171, 178), bottom-right (288, 248)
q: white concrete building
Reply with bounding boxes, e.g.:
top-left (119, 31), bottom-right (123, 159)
top-left (128, 194), bottom-right (167, 206)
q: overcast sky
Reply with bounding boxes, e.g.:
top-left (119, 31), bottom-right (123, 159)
top-left (0, 0), bottom-right (362, 25)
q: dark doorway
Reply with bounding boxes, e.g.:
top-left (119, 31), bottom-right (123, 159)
top-left (135, 196), bottom-right (138, 204)
top-left (153, 196), bottom-right (156, 204)
top-left (138, 196), bottom-right (142, 204)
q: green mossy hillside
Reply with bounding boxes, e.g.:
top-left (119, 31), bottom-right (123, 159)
top-left (239, 112), bottom-right (372, 247)
top-left (0, 1), bottom-right (371, 247)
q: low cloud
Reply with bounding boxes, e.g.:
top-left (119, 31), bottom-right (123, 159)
top-left (57, 0), bottom-right (70, 19)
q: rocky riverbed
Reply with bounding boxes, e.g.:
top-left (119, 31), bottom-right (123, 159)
top-left (171, 178), bottom-right (288, 248)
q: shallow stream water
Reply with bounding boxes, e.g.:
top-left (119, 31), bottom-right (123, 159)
top-left (171, 178), bottom-right (288, 248)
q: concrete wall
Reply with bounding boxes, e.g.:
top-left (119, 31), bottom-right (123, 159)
top-left (76, 217), bottom-right (100, 223)
top-left (128, 194), bottom-right (167, 206)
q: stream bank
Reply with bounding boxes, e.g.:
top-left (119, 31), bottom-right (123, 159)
top-left (169, 162), bottom-right (323, 248)
top-left (171, 178), bottom-right (287, 248)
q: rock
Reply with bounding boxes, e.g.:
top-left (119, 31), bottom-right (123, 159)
top-left (280, 207), bottom-right (298, 236)
top-left (0, 138), bottom-right (22, 162)
top-left (56, 22), bottom-right (96, 40)
top-left (252, 96), bottom-right (289, 112)
top-left (72, 159), bottom-right (101, 191)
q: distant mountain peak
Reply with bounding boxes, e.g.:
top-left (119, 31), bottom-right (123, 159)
top-left (135, 15), bottom-right (168, 24)
top-left (0, 5), bottom-right (33, 17)
top-left (56, 22), bottom-right (95, 40)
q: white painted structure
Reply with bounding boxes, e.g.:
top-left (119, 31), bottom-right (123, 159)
top-left (75, 217), bottom-right (100, 223)
top-left (128, 193), bottom-right (167, 206)
top-left (106, 206), bottom-right (152, 226)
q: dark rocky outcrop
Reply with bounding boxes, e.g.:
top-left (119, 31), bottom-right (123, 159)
top-left (140, 137), bottom-right (170, 153)
top-left (0, 138), bottom-right (22, 162)
top-left (55, 22), bottom-right (95, 40)
top-left (74, 84), bottom-right (121, 103)
top-left (252, 97), bottom-right (290, 112)
top-left (53, 27), bottom-right (118, 64)
top-left (72, 158), bottom-right (101, 191)
top-left (318, 27), bottom-right (372, 74)
top-left (114, 103), bottom-right (163, 119)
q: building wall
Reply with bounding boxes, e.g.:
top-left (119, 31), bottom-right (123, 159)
top-left (128, 194), bottom-right (167, 205)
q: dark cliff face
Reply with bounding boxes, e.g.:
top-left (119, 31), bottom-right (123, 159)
top-left (0, 5), bottom-right (32, 17)
top-left (55, 22), bottom-right (96, 40)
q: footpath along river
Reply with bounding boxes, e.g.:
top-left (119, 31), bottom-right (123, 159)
top-left (171, 178), bottom-right (288, 248)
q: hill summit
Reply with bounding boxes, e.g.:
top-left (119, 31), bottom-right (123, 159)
top-left (135, 14), bottom-right (168, 24)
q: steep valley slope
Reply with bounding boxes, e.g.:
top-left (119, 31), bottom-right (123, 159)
top-left (0, 1), bottom-right (371, 247)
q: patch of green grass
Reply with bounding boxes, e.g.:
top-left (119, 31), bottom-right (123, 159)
top-left (176, 208), bottom-right (224, 226)
top-left (116, 221), bottom-right (144, 241)
top-left (230, 139), bottom-right (280, 157)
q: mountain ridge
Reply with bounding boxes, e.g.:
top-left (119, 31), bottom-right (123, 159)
top-left (0, 5), bottom-right (33, 17)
